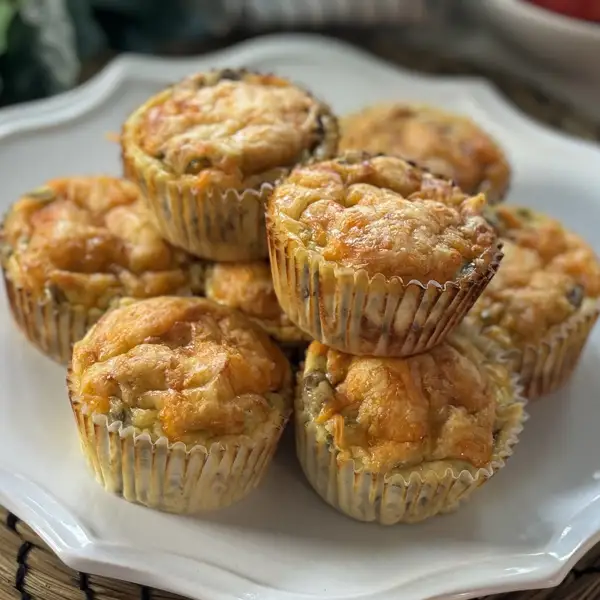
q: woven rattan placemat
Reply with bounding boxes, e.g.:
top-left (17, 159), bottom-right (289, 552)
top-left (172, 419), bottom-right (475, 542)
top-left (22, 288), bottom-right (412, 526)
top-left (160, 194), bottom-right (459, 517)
top-left (1, 33), bottom-right (600, 600)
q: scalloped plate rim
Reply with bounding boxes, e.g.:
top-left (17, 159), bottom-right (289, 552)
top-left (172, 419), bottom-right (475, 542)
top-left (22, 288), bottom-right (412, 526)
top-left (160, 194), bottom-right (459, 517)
top-left (0, 32), bottom-right (598, 155)
top-left (3, 465), bottom-right (600, 600)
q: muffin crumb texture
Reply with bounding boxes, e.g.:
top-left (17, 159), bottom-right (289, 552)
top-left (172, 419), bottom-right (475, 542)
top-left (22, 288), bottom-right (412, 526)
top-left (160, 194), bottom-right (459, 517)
top-left (70, 297), bottom-right (291, 447)
top-left (302, 335), bottom-right (510, 473)
top-left (138, 71), bottom-right (334, 188)
top-left (471, 206), bottom-right (600, 348)
top-left (205, 261), bottom-right (308, 342)
top-left (1, 177), bottom-right (203, 309)
top-left (269, 153), bottom-right (498, 284)
top-left (340, 103), bottom-right (510, 202)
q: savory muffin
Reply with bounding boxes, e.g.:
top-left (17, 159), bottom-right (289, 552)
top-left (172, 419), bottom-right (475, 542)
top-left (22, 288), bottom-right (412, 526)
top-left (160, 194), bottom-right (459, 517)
top-left (0, 176), bottom-right (205, 364)
top-left (296, 328), bottom-right (525, 524)
top-left (68, 296), bottom-right (292, 513)
top-left (340, 103), bottom-right (510, 204)
top-left (121, 69), bottom-right (339, 261)
top-left (205, 261), bottom-right (309, 346)
top-left (469, 205), bottom-right (600, 398)
top-left (266, 151), bottom-right (502, 356)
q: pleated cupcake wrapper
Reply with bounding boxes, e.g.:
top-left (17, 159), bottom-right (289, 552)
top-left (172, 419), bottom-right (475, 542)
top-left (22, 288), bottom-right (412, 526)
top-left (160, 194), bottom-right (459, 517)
top-left (295, 352), bottom-right (526, 525)
top-left (3, 272), bottom-right (102, 364)
top-left (70, 401), bottom-right (286, 514)
top-left (268, 232), bottom-right (503, 357)
top-left (124, 149), bottom-right (276, 262)
top-left (516, 299), bottom-right (600, 400)
top-left (120, 74), bottom-right (339, 263)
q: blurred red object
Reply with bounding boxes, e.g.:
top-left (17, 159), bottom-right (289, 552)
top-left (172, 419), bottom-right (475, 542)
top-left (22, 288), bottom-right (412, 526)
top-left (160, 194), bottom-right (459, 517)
top-left (526, 0), bottom-right (600, 22)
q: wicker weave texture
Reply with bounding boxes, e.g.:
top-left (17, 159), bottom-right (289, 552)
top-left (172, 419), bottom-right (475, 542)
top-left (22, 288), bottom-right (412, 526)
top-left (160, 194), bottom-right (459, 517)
top-left (2, 506), bottom-right (600, 600)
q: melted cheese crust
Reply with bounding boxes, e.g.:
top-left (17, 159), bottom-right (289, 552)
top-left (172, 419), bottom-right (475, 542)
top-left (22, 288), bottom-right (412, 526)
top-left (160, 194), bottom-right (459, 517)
top-left (205, 261), bottom-right (307, 342)
top-left (340, 103), bottom-right (510, 202)
top-left (136, 70), bottom-right (336, 189)
top-left (268, 153), bottom-right (498, 282)
top-left (1, 177), bottom-right (204, 309)
top-left (470, 206), bottom-right (600, 348)
top-left (70, 297), bottom-right (292, 446)
top-left (301, 333), bottom-right (510, 472)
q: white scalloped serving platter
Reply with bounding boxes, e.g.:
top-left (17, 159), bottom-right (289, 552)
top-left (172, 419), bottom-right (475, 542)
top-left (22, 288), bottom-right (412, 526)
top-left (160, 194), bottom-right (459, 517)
top-left (1, 33), bottom-right (600, 600)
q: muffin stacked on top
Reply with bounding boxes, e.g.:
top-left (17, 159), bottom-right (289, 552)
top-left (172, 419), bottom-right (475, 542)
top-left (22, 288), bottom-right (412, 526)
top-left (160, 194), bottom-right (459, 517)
top-left (121, 69), bottom-right (338, 261)
top-left (1, 72), bottom-right (598, 522)
top-left (267, 150), bottom-right (526, 523)
top-left (121, 68), bottom-right (337, 351)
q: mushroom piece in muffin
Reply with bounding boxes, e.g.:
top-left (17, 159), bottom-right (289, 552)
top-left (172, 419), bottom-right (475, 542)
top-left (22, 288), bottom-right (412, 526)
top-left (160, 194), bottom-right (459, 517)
top-left (468, 205), bottom-right (600, 398)
top-left (296, 329), bottom-right (525, 524)
top-left (0, 176), bottom-right (205, 364)
top-left (340, 103), bottom-right (510, 204)
top-left (121, 69), bottom-right (339, 261)
top-left (68, 296), bottom-right (292, 513)
top-left (205, 261), bottom-right (310, 347)
top-left (266, 151), bottom-right (502, 357)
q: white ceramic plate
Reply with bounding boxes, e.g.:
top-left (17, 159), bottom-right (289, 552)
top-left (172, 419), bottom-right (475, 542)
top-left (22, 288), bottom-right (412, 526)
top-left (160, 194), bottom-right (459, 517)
top-left (1, 33), bottom-right (600, 600)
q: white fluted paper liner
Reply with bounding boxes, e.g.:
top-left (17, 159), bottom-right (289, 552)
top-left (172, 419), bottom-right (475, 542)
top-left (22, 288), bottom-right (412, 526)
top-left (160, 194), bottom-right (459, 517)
top-left (268, 229), bottom-right (503, 357)
top-left (125, 149), bottom-right (276, 262)
top-left (295, 337), bottom-right (526, 524)
top-left (69, 399), bottom-right (288, 514)
top-left (121, 72), bottom-right (339, 262)
top-left (516, 298), bottom-right (600, 399)
top-left (3, 272), bottom-right (102, 364)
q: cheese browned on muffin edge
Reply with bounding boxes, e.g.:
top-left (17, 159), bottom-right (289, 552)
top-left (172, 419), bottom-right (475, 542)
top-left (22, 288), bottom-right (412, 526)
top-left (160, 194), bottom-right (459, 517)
top-left (269, 153), bottom-right (498, 283)
top-left (470, 206), bottom-right (600, 348)
top-left (1, 177), bottom-right (204, 309)
top-left (340, 103), bottom-right (510, 202)
top-left (205, 261), bottom-right (308, 343)
top-left (70, 297), bottom-right (292, 446)
top-left (301, 333), bottom-right (512, 473)
top-left (134, 70), bottom-right (337, 190)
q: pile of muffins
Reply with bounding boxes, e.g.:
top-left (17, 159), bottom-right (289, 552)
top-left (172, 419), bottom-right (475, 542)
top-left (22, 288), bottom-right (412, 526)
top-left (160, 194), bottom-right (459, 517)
top-left (2, 68), bottom-right (599, 524)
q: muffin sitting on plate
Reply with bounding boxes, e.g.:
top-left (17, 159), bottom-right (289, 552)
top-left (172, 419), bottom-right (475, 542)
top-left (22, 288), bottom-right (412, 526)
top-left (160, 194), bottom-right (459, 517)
top-left (296, 327), bottom-right (525, 524)
top-left (205, 261), bottom-right (310, 347)
top-left (0, 176), bottom-right (205, 364)
top-left (68, 296), bottom-right (292, 513)
top-left (340, 103), bottom-right (510, 204)
top-left (267, 151), bottom-right (502, 356)
top-left (121, 69), bottom-right (339, 261)
top-left (468, 205), bottom-right (600, 398)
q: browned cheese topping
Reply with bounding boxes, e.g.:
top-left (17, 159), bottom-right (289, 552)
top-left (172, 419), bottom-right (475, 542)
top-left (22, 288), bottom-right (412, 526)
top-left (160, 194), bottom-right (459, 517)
top-left (70, 297), bottom-right (291, 445)
top-left (470, 206), bottom-right (600, 347)
top-left (269, 152), bottom-right (498, 283)
top-left (302, 335), bottom-right (509, 472)
top-left (340, 103), bottom-right (510, 202)
top-left (1, 177), bottom-right (203, 309)
top-left (136, 70), bottom-right (336, 189)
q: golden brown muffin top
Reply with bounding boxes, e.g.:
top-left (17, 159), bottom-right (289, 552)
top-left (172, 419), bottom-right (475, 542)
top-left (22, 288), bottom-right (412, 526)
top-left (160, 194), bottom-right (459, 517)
top-left (340, 103), bottom-right (510, 202)
top-left (135, 69), bottom-right (338, 189)
top-left (205, 262), bottom-right (283, 321)
top-left (471, 206), bottom-right (600, 346)
top-left (205, 262), bottom-right (309, 344)
top-left (70, 297), bottom-right (291, 445)
top-left (302, 332), bottom-right (509, 472)
top-left (493, 205), bottom-right (600, 297)
top-left (268, 152), bottom-right (498, 283)
top-left (1, 177), bottom-right (203, 309)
